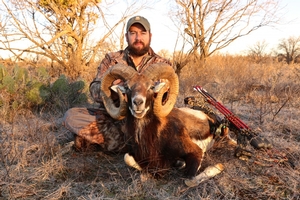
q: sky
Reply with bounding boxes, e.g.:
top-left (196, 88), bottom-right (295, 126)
top-left (131, 0), bottom-right (300, 55)
top-left (1, 0), bottom-right (299, 58)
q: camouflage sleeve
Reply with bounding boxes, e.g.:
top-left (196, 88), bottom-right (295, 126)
top-left (153, 53), bottom-right (173, 68)
top-left (89, 53), bottom-right (113, 103)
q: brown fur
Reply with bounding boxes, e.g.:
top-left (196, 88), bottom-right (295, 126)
top-left (125, 104), bottom-right (212, 178)
top-left (102, 64), bottom-right (217, 179)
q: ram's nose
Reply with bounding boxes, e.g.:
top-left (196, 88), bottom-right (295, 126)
top-left (133, 98), bottom-right (144, 107)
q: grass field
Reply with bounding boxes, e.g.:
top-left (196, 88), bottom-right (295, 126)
top-left (1, 58), bottom-right (300, 199)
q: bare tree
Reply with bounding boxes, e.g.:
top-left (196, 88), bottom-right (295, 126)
top-left (248, 40), bottom-right (268, 63)
top-left (172, 0), bottom-right (282, 62)
top-left (173, 50), bottom-right (191, 76)
top-left (157, 49), bottom-right (172, 60)
top-left (170, 30), bottom-right (192, 76)
top-left (0, 0), bottom-right (147, 80)
top-left (277, 36), bottom-right (300, 64)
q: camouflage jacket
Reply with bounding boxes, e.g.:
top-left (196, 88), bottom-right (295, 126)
top-left (89, 47), bottom-right (172, 103)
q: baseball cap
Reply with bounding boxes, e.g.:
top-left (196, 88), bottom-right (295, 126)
top-left (126, 16), bottom-right (151, 32)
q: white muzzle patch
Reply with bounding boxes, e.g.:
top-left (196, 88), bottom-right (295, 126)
top-left (130, 94), bottom-right (149, 118)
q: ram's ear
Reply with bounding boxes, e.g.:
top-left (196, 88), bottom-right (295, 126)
top-left (153, 82), bottom-right (166, 93)
top-left (110, 85), bottom-right (126, 93)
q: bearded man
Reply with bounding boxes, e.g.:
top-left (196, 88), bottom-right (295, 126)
top-left (63, 16), bottom-right (172, 152)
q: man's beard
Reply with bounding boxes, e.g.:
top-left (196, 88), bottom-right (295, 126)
top-left (128, 41), bottom-right (150, 56)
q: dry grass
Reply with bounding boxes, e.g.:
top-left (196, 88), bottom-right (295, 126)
top-left (1, 57), bottom-right (300, 199)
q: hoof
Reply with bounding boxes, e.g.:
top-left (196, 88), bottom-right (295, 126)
top-left (185, 163), bottom-right (224, 187)
top-left (124, 153), bottom-right (142, 171)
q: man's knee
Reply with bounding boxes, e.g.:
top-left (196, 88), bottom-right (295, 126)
top-left (63, 107), bottom-right (96, 134)
top-left (64, 107), bottom-right (87, 119)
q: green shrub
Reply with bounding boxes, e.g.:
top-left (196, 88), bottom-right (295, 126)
top-left (51, 75), bottom-right (69, 95)
top-left (26, 82), bottom-right (51, 105)
top-left (0, 64), bottom-right (8, 81)
top-left (36, 66), bottom-right (50, 81)
top-left (14, 66), bottom-right (30, 84)
top-left (0, 65), bottom-right (88, 121)
top-left (48, 75), bottom-right (88, 112)
top-left (1, 75), bottom-right (15, 93)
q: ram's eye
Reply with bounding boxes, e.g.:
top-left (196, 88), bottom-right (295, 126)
top-left (150, 85), bottom-right (155, 90)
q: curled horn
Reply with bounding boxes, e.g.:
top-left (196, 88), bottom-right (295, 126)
top-left (100, 64), bottom-right (137, 120)
top-left (142, 63), bottom-right (179, 118)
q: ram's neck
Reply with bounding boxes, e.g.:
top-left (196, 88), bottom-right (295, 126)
top-left (133, 116), bottom-right (149, 144)
top-left (126, 113), bottom-right (160, 142)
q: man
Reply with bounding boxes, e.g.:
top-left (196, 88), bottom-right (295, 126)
top-left (63, 16), bottom-right (172, 152)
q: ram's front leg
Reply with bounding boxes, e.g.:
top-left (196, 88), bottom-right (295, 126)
top-left (182, 140), bottom-right (224, 187)
top-left (184, 152), bottom-right (202, 178)
top-left (181, 141), bottom-right (204, 178)
top-left (124, 153), bottom-right (153, 182)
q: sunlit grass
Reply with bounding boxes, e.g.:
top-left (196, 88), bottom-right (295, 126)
top-left (1, 57), bottom-right (299, 199)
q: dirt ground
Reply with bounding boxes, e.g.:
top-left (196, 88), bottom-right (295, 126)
top-left (1, 93), bottom-right (299, 199)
